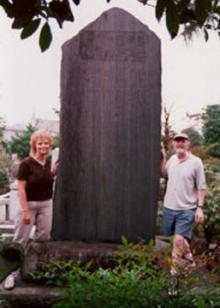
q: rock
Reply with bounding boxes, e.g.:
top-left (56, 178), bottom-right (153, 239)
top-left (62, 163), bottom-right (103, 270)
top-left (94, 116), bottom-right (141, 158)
top-left (2, 242), bottom-right (24, 262)
top-left (208, 242), bottom-right (218, 251)
top-left (154, 236), bottom-right (170, 254)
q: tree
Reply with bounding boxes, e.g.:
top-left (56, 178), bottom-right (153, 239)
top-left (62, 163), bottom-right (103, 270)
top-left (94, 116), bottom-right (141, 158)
top-left (203, 104), bottom-right (220, 158)
top-left (0, 117), bottom-right (11, 193)
top-left (203, 104), bottom-right (220, 144)
top-left (0, 0), bottom-right (219, 51)
top-left (0, 116), bottom-right (6, 149)
top-left (181, 126), bottom-right (203, 147)
top-left (161, 103), bottom-right (176, 156)
top-left (8, 123), bottom-right (36, 159)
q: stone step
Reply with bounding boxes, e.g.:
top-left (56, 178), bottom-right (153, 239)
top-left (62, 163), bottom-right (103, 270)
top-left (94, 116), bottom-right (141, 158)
top-left (0, 286), bottom-right (63, 308)
top-left (0, 233), bottom-right (14, 240)
top-left (0, 224), bottom-right (15, 234)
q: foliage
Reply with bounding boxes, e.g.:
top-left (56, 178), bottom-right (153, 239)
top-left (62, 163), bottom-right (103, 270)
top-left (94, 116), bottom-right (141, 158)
top-left (202, 182), bottom-right (220, 245)
top-left (207, 143), bottom-right (220, 158)
top-left (0, 170), bottom-right (9, 194)
top-left (161, 104), bottom-right (176, 156)
top-left (191, 145), bottom-right (209, 161)
top-left (0, 117), bottom-right (5, 148)
top-left (30, 259), bottom-right (92, 285)
top-left (202, 105), bottom-right (220, 158)
top-left (182, 126), bottom-right (203, 147)
top-left (53, 135), bottom-right (60, 148)
top-left (0, 1), bottom-right (220, 51)
top-left (203, 105), bottom-right (220, 144)
top-left (30, 238), bottom-right (220, 307)
top-left (7, 123), bottom-right (36, 160)
top-left (0, 117), bottom-right (10, 193)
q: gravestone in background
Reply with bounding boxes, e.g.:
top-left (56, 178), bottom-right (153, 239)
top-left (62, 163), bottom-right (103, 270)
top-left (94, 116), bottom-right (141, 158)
top-left (52, 8), bottom-right (161, 243)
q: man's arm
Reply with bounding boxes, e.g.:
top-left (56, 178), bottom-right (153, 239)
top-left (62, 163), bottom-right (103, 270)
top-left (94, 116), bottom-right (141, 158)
top-left (195, 189), bottom-right (206, 224)
top-left (160, 142), bottom-right (167, 177)
top-left (197, 189), bottom-right (206, 208)
top-left (195, 158), bottom-right (206, 224)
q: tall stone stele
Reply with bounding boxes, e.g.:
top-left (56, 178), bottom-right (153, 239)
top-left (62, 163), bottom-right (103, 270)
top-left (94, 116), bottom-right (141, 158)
top-left (52, 8), bottom-right (161, 243)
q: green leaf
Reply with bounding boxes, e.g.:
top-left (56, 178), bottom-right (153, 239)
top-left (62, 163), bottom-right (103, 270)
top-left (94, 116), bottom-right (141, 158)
top-left (39, 22), bottom-right (52, 52)
top-left (166, 0), bottom-right (179, 39)
top-left (204, 28), bottom-right (209, 41)
top-left (49, 0), bottom-right (74, 28)
top-left (155, 0), bottom-right (167, 21)
top-left (177, 0), bottom-right (190, 11)
top-left (179, 8), bottom-right (196, 24)
top-left (214, 5), bottom-right (220, 14)
top-left (137, 0), bottom-right (148, 4)
top-left (72, 0), bottom-right (80, 4)
top-left (21, 18), bottom-right (41, 39)
top-left (0, 0), bottom-right (13, 17)
top-left (121, 235), bottom-right (128, 246)
top-left (12, 17), bottom-right (28, 29)
top-left (195, 0), bottom-right (210, 27)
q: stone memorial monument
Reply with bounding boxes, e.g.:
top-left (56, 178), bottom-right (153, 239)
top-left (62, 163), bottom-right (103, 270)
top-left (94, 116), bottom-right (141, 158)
top-left (52, 8), bottom-right (161, 243)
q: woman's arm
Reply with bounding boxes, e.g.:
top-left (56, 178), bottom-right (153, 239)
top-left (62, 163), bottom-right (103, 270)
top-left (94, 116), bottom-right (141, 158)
top-left (51, 160), bottom-right (59, 177)
top-left (17, 180), bottom-right (31, 224)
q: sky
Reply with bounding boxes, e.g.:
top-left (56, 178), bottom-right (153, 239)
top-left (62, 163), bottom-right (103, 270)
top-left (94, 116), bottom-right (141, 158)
top-left (1, 0), bottom-right (220, 131)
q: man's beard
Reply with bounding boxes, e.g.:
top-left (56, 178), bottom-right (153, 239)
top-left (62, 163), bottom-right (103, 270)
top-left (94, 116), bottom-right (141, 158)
top-left (175, 148), bottom-right (185, 154)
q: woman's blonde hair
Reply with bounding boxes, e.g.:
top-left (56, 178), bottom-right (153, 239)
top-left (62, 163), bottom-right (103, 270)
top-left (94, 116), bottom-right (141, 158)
top-left (30, 130), bottom-right (53, 156)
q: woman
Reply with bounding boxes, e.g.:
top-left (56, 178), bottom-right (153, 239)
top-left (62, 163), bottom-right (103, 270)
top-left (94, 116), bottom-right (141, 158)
top-left (3, 130), bottom-right (58, 289)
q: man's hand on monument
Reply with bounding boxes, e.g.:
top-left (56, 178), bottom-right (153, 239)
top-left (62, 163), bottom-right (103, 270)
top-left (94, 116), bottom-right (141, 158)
top-left (195, 207), bottom-right (204, 224)
top-left (160, 142), bottom-right (166, 160)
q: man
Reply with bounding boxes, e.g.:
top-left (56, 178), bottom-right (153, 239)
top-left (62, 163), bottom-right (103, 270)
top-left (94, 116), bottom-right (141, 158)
top-left (161, 133), bottom-right (206, 275)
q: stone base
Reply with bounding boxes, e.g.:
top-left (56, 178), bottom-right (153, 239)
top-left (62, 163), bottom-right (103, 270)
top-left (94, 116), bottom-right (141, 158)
top-left (0, 286), bottom-right (62, 308)
top-left (22, 241), bottom-right (119, 281)
top-left (21, 238), bottom-right (170, 282)
top-left (0, 238), bottom-right (170, 307)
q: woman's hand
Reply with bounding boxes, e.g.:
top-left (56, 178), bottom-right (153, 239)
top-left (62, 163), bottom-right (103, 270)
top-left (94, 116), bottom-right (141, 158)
top-left (23, 210), bottom-right (31, 224)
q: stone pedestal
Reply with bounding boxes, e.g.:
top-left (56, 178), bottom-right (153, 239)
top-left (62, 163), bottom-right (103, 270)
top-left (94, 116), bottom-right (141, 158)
top-left (22, 241), bottom-right (118, 281)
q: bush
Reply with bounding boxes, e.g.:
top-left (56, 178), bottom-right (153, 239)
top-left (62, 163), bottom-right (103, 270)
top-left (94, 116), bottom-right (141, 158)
top-left (202, 184), bottom-right (220, 245)
top-left (207, 144), bottom-right (220, 159)
top-left (191, 145), bottom-right (209, 160)
top-left (0, 170), bottom-right (9, 194)
top-left (31, 239), bottom-right (220, 307)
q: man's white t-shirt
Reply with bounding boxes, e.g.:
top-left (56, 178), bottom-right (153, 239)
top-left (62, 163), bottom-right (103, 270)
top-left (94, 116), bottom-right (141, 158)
top-left (164, 153), bottom-right (206, 210)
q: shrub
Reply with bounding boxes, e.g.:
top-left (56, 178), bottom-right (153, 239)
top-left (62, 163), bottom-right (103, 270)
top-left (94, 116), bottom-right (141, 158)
top-left (207, 143), bottom-right (220, 159)
top-left (0, 170), bottom-right (9, 194)
top-left (31, 238), bottom-right (220, 307)
top-left (202, 185), bottom-right (220, 246)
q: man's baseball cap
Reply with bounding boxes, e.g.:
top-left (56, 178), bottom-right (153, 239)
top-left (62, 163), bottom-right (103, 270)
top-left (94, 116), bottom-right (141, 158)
top-left (173, 133), bottom-right (189, 141)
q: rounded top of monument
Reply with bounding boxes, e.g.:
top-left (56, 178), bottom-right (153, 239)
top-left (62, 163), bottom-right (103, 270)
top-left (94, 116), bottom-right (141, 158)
top-left (62, 7), bottom-right (161, 50)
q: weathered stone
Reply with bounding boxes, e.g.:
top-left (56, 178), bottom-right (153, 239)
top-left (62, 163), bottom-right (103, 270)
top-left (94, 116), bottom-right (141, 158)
top-left (0, 243), bottom-right (23, 282)
top-left (53, 8), bottom-right (161, 243)
top-left (0, 286), bottom-right (62, 308)
top-left (22, 241), bottom-right (119, 281)
top-left (154, 236), bottom-right (170, 254)
top-left (22, 239), bottom-right (170, 282)
top-left (2, 242), bottom-right (24, 262)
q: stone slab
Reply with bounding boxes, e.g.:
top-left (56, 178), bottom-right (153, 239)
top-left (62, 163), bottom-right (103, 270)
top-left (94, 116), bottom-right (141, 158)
top-left (53, 7), bottom-right (161, 243)
top-left (0, 286), bottom-right (62, 308)
top-left (22, 241), bottom-right (119, 281)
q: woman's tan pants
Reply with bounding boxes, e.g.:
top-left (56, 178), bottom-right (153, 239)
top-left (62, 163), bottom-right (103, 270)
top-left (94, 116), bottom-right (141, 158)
top-left (13, 199), bottom-right (53, 247)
